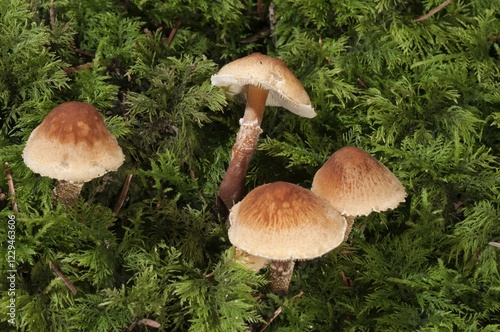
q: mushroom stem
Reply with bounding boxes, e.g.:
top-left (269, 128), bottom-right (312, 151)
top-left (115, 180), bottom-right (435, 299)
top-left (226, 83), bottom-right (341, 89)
top-left (343, 215), bottom-right (356, 242)
top-left (53, 180), bottom-right (84, 206)
top-left (269, 259), bottom-right (295, 295)
top-left (217, 85), bottom-right (269, 212)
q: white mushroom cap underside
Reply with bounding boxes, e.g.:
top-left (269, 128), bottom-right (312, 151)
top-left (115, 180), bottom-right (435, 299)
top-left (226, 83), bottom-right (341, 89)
top-left (228, 181), bottom-right (346, 261)
top-left (211, 53), bottom-right (316, 118)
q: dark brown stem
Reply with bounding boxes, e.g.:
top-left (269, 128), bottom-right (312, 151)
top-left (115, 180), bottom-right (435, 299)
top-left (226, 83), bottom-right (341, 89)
top-left (269, 260), bottom-right (295, 295)
top-left (413, 0), bottom-right (452, 23)
top-left (217, 85), bottom-right (269, 213)
top-left (53, 180), bottom-right (83, 206)
top-left (4, 163), bottom-right (18, 212)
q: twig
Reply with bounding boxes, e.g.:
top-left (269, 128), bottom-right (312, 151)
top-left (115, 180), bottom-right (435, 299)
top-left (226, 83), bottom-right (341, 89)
top-left (138, 319), bottom-right (161, 328)
top-left (49, 262), bottom-right (77, 295)
top-left (113, 172), bottom-right (134, 214)
top-left (64, 62), bottom-right (95, 73)
top-left (167, 19), bottom-right (182, 47)
top-left (356, 78), bottom-right (368, 89)
top-left (126, 319), bottom-right (138, 331)
top-left (257, 0), bottom-right (264, 21)
top-left (258, 290), bottom-right (304, 332)
top-left (49, 0), bottom-right (56, 30)
top-left (489, 242), bottom-right (500, 248)
top-left (4, 163), bottom-right (18, 212)
top-left (413, 0), bottom-right (452, 23)
top-left (489, 35), bottom-right (500, 41)
top-left (239, 28), bottom-right (271, 43)
top-left (340, 271), bottom-right (348, 286)
top-left (126, 318), bottom-right (161, 331)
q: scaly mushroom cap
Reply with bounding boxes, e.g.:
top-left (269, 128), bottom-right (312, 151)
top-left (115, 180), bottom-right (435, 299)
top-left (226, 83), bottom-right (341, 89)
top-left (228, 181), bottom-right (346, 261)
top-left (211, 52), bottom-right (316, 118)
top-left (311, 146), bottom-right (406, 216)
top-left (23, 101), bottom-right (125, 183)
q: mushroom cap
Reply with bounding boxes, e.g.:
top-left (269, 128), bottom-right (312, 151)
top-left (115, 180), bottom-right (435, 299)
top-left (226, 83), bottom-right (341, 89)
top-left (211, 52), bottom-right (316, 118)
top-left (22, 101), bottom-right (125, 183)
top-left (311, 146), bottom-right (407, 216)
top-left (228, 181), bottom-right (346, 261)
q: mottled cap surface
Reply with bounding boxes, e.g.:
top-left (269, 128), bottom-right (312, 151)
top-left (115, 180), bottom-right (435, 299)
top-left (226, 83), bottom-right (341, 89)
top-left (311, 146), bottom-right (407, 216)
top-left (228, 181), bottom-right (346, 260)
top-left (211, 52), bottom-right (316, 118)
top-left (22, 101), bottom-right (125, 182)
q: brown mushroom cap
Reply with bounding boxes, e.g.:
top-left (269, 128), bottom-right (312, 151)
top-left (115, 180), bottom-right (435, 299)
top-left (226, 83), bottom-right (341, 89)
top-left (22, 101), bottom-right (125, 182)
top-left (311, 146), bottom-right (406, 216)
top-left (211, 52), bottom-right (316, 118)
top-left (228, 181), bottom-right (346, 260)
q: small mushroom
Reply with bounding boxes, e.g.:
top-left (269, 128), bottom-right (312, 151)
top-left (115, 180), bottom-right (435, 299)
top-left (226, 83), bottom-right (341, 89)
top-left (22, 101), bottom-right (125, 205)
top-left (212, 53), bottom-right (316, 212)
top-left (311, 146), bottom-right (407, 241)
top-left (233, 247), bottom-right (269, 272)
top-left (228, 181), bottom-right (346, 295)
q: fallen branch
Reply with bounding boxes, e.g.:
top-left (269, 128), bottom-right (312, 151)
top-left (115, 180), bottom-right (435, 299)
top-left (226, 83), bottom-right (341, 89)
top-left (49, 0), bottom-right (56, 30)
top-left (4, 163), bottom-right (18, 212)
top-left (167, 19), bottom-right (182, 47)
top-left (113, 172), bottom-right (134, 214)
top-left (49, 262), bottom-right (77, 295)
top-left (258, 290), bottom-right (304, 332)
top-left (413, 0), bottom-right (452, 23)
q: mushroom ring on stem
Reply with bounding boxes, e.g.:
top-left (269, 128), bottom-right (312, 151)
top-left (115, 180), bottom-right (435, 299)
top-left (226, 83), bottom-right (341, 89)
top-left (228, 181), bottom-right (346, 295)
top-left (22, 101), bottom-right (125, 206)
top-left (311, 146), bottom-right (407, 241)
top-left (211, 52), bottom-right (316, 212)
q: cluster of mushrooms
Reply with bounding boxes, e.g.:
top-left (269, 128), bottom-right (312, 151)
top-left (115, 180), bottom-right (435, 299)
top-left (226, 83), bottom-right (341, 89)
top-left (211, 53), bottom-right (407, 294)
top-left (21, 52), bottom-right (406, 295)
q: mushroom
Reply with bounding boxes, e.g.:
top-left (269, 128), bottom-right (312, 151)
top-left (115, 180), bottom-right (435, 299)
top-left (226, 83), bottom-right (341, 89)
top-left (233, 247), bottom-right (269, 272)
top-left (211, 53), bottom-right (316, 212)
top-left (311, 146), bottom-right (407, 241)
top-left (228, 181), bottom-right (346, 295)
top-left (22, 101), bottom-right (125, 205)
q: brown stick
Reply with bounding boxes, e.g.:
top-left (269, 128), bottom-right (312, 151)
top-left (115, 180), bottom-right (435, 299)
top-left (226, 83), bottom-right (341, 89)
top-left (257, 0), bottom-right (264, 21)
top-left (167, 19), bottom-right (182, 46)
top-left (413, 0), bottom-right (452, 23)
top-left (113, 173), bottom-right (134, 214)
top-left (138, 319), bottom-right (161, 328)
top-left (49, 262), bottom-right (77, 295)
top-left (4, 163), bottom-right (18, 212)
top-left (356, 78), bottom-right (368, 89)
top-left (258, 290), bottom-right (304, 332)
top-left (64, 62), bottom-right (95, 73)
top-left (49, 0), bottom-right (56, 30)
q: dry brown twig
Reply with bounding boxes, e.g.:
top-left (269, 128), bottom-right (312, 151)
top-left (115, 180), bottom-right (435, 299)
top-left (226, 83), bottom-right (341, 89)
top-left (413, 0), bottom-right (452, 23)
top-left (49, 0), bottom-right (56, 30)
top-left (258, 290), bottom-right (304, 332)
top-left (49, 262), bottom-right (77, 295)
top-left (113, 172), bottom-right (134, 214)
top-left (167, 19), bottom-right (182, 47)
top-left (4, 163), bottom-right (18, 212)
